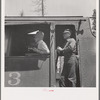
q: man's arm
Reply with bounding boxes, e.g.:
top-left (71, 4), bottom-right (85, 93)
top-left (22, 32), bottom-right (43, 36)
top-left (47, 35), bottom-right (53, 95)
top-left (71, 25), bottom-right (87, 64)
top-left (29, 41), bottom-right (49, 54)
top-left (38, 41), bottom-right (50, 54)
top-left (57, 47), bottom-right (64, 56)
top-left (31, 47), bottom-right (48, 54)
top-left (58, 39), bottom-right (76, 55)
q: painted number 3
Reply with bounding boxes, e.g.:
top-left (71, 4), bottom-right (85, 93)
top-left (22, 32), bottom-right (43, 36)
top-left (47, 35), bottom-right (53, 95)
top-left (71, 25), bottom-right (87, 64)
top-left (8, 72), bottom-right (21, 86)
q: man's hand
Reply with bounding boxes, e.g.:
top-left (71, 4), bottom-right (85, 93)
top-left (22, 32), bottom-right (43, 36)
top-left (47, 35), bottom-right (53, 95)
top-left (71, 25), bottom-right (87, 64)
top-left (57, 46), bottom-right (63, 51)
top-left (32, 47), bottom-right (38, 52)
top-left (56, 46), bottom-right (63, 54)
top-left (28, 47), bottom-right (38, 52)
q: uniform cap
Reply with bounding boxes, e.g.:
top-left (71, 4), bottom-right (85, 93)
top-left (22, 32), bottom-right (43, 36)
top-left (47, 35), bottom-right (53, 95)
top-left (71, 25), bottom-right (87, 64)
top-left (63, 29), bottom-right (71, 34)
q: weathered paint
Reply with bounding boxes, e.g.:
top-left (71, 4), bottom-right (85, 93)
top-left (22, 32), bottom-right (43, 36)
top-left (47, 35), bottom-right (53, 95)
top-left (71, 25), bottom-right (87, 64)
top-left (77, 18), bottom-right (96, 87)
top-left (5, 57), bottom-right (49, 87)
top-left (50, 22), bottom-right (56, 86)
top-left (5, 16), bottom-right (96, 87)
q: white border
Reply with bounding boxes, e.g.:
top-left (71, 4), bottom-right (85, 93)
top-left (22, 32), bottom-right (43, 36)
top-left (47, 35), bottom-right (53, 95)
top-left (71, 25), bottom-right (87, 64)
top-left (1, 0), bottom-right (99, 100)
top-left (96, 0), bottom-right (99, 99)
top-left (1, 0), bottom-right (5, 89)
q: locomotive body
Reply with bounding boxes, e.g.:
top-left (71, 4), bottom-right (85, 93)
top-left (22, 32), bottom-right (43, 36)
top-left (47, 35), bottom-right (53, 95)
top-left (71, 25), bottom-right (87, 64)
top-left (5, 16), bottom-right (96, 87)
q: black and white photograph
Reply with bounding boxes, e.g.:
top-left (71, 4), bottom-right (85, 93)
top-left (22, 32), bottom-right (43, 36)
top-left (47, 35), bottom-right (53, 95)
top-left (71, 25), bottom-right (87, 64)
top-left (1, 0), bottom-right (99, 100)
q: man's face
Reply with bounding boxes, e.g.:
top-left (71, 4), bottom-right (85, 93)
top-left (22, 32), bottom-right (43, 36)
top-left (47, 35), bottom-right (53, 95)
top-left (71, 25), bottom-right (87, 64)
top-left (34, 32), bottom-right (44, 43)
top-left (63, 31), bottom-right (71, 39)
top-left (34, 37), bottom-right (38, 43)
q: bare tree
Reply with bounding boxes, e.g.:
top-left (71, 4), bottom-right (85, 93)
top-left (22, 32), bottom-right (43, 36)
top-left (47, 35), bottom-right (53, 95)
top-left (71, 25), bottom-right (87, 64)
top-left (31, 0), bottom-right (46, 16)
top-left (92, 9), bottom-right (96, 30)
top-left (91, 9), bottom-right (96, 37)
top-left (19, 10), bottom-right (24, 17)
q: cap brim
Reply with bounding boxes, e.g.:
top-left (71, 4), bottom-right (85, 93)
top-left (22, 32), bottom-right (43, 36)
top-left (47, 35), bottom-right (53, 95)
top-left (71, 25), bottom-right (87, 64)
top-left (63, 31), bottom-right (70, 33)
top-left (27, 30), bottom-right (39, 35)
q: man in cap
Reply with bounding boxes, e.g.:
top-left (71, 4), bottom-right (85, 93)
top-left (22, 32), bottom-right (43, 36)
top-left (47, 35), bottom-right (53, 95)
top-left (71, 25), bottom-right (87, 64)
top-left (57, 29), bottom-right (77, 87)
top-left (28, 30), bottom-right (50, 54)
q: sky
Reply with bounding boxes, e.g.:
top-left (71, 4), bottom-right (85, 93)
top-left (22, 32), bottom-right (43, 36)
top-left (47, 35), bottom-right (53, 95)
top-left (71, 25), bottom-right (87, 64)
top-left (5, 0), bottom-right (96, 17)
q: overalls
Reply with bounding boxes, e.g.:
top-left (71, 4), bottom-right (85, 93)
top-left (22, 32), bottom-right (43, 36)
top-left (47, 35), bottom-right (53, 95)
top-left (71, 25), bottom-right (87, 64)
top-left (58, 38), bottom-right (77, 87)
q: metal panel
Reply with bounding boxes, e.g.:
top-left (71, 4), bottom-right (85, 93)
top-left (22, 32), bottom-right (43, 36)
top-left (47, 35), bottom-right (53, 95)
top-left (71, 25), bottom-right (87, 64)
top-left (78, 18), bottom-right (96, 87)
top-left (5, 16), bottom-right (86, 25)
top-left (5, 56), bottom-right (50, 87)
top-left (50, 23), bottom-right (56, 87)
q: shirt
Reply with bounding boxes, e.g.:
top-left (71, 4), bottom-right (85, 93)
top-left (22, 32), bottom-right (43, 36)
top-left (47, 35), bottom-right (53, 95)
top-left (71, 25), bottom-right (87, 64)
top-left (62, 38), bottom-right (76, 54)
top-left (57, 38), bottom-right (76, 59)
top-left (38, 40), bottom-right (50, 54)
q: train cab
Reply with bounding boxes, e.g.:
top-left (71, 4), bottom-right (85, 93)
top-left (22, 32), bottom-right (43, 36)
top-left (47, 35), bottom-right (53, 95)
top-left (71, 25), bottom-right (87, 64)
top-left (5, 16), bottom-right (96, 87)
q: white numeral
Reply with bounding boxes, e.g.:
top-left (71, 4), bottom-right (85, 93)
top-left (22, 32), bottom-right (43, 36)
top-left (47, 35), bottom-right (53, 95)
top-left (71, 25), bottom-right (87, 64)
top-left (8, 72), bottom-right (21, 86)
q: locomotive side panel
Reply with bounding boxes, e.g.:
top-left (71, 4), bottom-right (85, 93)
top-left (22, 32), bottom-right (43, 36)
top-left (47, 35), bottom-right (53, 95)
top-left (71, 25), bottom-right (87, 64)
top-left (5, 57), bottom-right (49, 87)
top-left (78, 18), bottom-right (96, 87)
top-left (5, 17), bottom-right (96, 87)
top-left (5, 23), bottom-right (50, 87)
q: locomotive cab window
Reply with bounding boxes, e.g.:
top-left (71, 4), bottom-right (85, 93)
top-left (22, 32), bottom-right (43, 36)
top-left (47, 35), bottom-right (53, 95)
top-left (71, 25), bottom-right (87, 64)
top-left (5, 24), bottom-right (50, 56)
top-left (55, 25), bottom-right (80, 87)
